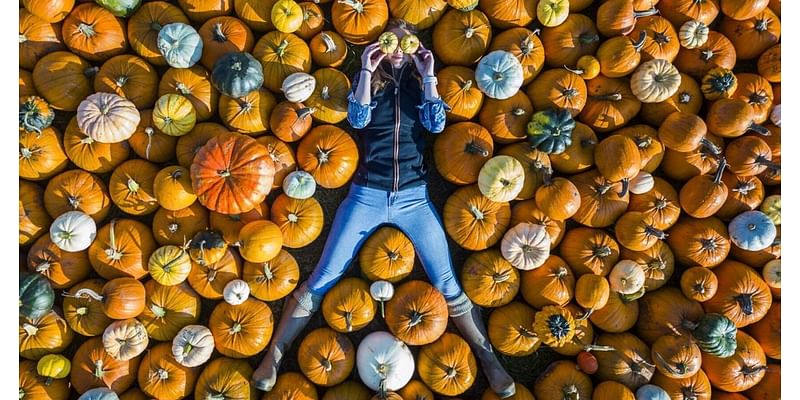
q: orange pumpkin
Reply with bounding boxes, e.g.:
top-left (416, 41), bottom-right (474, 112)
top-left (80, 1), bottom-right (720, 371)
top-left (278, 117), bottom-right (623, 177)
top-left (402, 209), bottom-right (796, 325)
top-left (443, 185), bottom-right (510, 251)
top-left (680, 266), bottom-right (719, 302)
top-left (615, 124), bottom-right (664, 172)
top-left (594, 332), bottom-right (655, 388)
top-left (359, 226), bottom-right (414, 283)
top-left (651, 335), bottom-right (702, 379)
top-left (218, 87), bottom-right (276, 135)
top-left (549, 122), bottom-right (597, 174)
top-left (461, 249), bottom-right (520, 308)
top-left (152, 202), bottom-right (210, 246)
top-left (725, 136), bottom-right (778, 177)
top-left (636, 287), bottom-right (704, 343)
top-left (63, 116), bottom-right (130, 174)
top-left (534, 361), bottom-right (593, 400)
top-left (717, 173), bottom-right (764, 220)
top-left (61, 4), bottom-right (127, 62)
top-left (679, 167), bottom-right (729, 219)
top-left (22, 0), bottom-right (74, 23)
top-left (509, 200), bottom-right (566, 248)
top-left (209, 202), bottom-right (269, 244)
top-left (127, 1), bottom-right (191, 66)
top-left (27, 234), bottom-right (90, 289)
top-left (656, 0), bottom-right (718, 26)
top-left (628, 176), bottom-right (681, 229)
top-left (298, 327), bottom-right (355, 387)
top-left (20, 68), bottom-right (36, 98)
top-left (242, 249), bottom-right (299, 301)
top-left (177, 0), bottom-right (233, 23)
top-left (19, 8), bottom-right (65, 70)
top-left (520, 255), bottom-right (575, 308)
top-left (138, 280), bottom-right (201, 341)
top-left (479, 92), bottom-right (532, 144)
top-left (703, 260), bottom-right (772, 328)
top-left (590, 292), bottom-right (639, 333)
top-left (702, 331), bottom-right (766, 392)
top-left (434, 122), bottom-right (493, 185)
top-left (175, 122), bottom-right (229, 167)
top-left (417, 333), bottom-right (478, 397)
top-left (651, 369), bottom-right (712, 400)
top-left (108, 159), bottom-right (160, 216)
top-left (746, 301), bottom-right (780, 359)
top-left (321, 277), bottom-right (376, 333)
top-left (191, 132), bottom-right (274, 214)
top-left (570, 169), bottom-right (629, 228)
top-left (432, 9), bottom-right (492, 66)
top-left (62, 278), bottom-right (112, 336)
top-left (732, 73), bottom-right (774, 124)
top-left (592, 381), bottom-right (635, 400)
top-left (128, 110), bottom-right (179, 163)
top-left (94, 54), bottom-right (158, 109)
top-left (666, 216), bottom-right (730, 268)
top-left (757, 44), bottom-right (780, 83)
top-left (270, 194), bottom-right (323, 248)
top-left (263, 372), bottom-right (318, 400)
top-left (489, 27), bottom-right (545, 84)
top-left (596, 32), bottom-right (647, 78)
top-left (138, 342), bottom-right (201, 400)
top-left (744, 363), bottom-right (779, 400)
top-left (527, 69), bottom-right (587, 116)
top-left (187, 248), bottom-right (242, 300)
top-left (19, 310), bottom-right (74, 360)
top-left (630, 15), bottom-right (680, 62)
top-left (296, 124), bottom-right (359, 189)
top-left (560, 227), bottom-right (620, 276)
top-left (158, 68), bottom-right (217, 123)
top-left (309, 31), bottom-right (348, 68)
top-left (579, 76), bottom-right (642, 132)
top-left (323, 381), bottom-right (371, 400)
top-left (198, 16), bottom-right (254, 70)
top-left (270, 101), bottom-right (314, 142)
top-left (674, 31), bottom-right (736, 79)
top-left (89, 219), bottom-right (157, 280)
top-left (596, 0), bottom-right (659, 37)
top-left (253, 31), bottom-right (312, 92)
top-left (297, 2), bottom-right (325, 39)
top-left (620, 240), bottom-right (676, 291)
top-left (540, 14), bottom-right (600, 68)
top-left (70, 336), bottom-right (140, 394)
top-left (487, 301), bottom-right (540, 357)
top-left (640, 73), bottom-right (703, 126)
top-left (397, 380), bottom-right (434, 400)
top-left (498, 142), bottom-right (549, 200)
top-left (19, 359), bottom-right (70, 400)
top-left (306, 67), bottom-right (350, 124)
top-left (19, 127), bottom-right (68, 181)
top-left (385, 280), bottom-right (449, 346)
top-left (73, 277), bottom-right (146, 320)
top-left (32, 51), bottom-right (96, 111)
top-left (660, 134), bottom-right (724, 182)
top-left (194, 357), bottom-right (255, 400)
top-left (331, 0), bottom-right (388, 44)
top-left (209, 297), bottom-right (273, 357)
top-left (20, 180), bottom-right (50, 246)
top-left (234, 0), bottom-right (278, 31)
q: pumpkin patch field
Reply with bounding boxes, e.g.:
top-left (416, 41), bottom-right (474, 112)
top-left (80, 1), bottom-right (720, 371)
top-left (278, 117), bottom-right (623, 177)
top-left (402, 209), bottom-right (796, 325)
top-left (18, 0), bottom-right (781, 398)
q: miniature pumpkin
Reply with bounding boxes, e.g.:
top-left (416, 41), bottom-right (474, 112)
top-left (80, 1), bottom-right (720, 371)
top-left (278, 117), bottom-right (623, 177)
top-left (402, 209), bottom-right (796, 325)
top-left (461, 249), bottom-right (520, 308)
top-left (534, 305), bottom-right (577, 348)
top-left (138, 280), bottom-right (201, 341)
top-left (37, 353), bottom-right (72, 384)
top-left (50, 211), bottom-right (96, 252)
top-left (218, 87), bottom-right (276, 135)
top-left (159, 65), bottom-right (219, 121)
top-left (609, 260), bottom-right (646, 295)
top-left (211, 51), bottom-right (264, 98)
top-left (526, 108), bottom-right (575, 154)
top-left (152, 203), bottom-right (210, 246)
top-left (242, 250), bottom-right (299, 302)
top-left (680, 266), bottom-right (718, 302)
top-left (533, 361), bottom-right (593, 400)
top-left (527, 69), bottom-right (587, 116)
top-left (701, 67), bottom-right (738, 100)
top-left (102, 318), bottom-right (149, 361)
top-left (478, 155), bottom-right (525, 202)
top-left (356, 331), bottom-right (415, 392)
top-left (191, 132), bottom-right (274, 214)
top-left (222, 279), bottom-right (250, 305)
top-left (559, 227), bottom-right (620, 276)
top-left (480, 92), bottom-right (532, 144)
top-left (537, 0), bottom-right (569, 27)
top-left (385, 280), bottom-right (448, 346)
top-left (359, 227), bottom-right (415, 283)
top-left (297, 125), bottom-right (359, 189)
top-left (575, 274), bottom-right (610, 319)
top-left (73, 277), bottom-right (146, 320)
top-left (631, 59), bottom-right (682, 103)
top-left (19, 96), bottom-right (55, 133)
top-left (322, 277), bottom-right (376, 332)
top-left (198, 16), bottom-right (255, 70)
top-left (283, 170), bottom-right (317, 200)
top-left (153, 94), bottom-right (197, 137)
top-left (282, 71), bottom-right (316, 103)
top-left (209, 298), bottom-right (273, 357)
top-left (487, 302), bottom-right (540, 356)
top-left (172, 324), bottom-right (214, 367)
top-left (157, 22), bottom-right (203, 68)
top-left (70, 336), bottom-right (139, 394)
top-left (679, 20), bottom-right (709, 49)
top-left (417, 333), bottom-right (477, 396)
top-left (370, 280), bottom-right (394, 318)
top-left (298, 327), bottom-right (355, 387)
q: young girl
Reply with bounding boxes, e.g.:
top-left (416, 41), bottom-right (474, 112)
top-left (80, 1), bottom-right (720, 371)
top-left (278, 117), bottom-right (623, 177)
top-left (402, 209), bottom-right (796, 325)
top-left (253, 20), bottom-right (517, 398)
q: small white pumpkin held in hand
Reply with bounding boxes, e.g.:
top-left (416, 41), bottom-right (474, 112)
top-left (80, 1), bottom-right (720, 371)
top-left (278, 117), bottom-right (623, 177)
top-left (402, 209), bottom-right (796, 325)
top-left (50, 211), bottom-right (96, 252)
top-left (223, 279), bottom-right (251, 305)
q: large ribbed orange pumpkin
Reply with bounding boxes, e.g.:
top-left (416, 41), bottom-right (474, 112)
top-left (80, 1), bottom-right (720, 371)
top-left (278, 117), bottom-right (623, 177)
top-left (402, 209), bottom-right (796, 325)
top-left (385, 280), bottom-right (449, 346)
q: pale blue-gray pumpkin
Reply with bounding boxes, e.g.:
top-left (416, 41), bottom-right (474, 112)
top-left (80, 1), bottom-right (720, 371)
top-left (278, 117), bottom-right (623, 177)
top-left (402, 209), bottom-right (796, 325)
top-left (19, 272), bottom-right (54, 320)
top-left (691, 313), bottom-right (737, 358)
top-left (157, 23), bottom-right (203, 69)
top-left (526, 108), bottom-right (575, 154)
top-left (212, 52), bottom-right (264, 98)
top-left (728, 210), bottom-right (777, 251)
top-left (475, 50), bottom-right (524, 100)
top-left (94, 0), bottom-right (142, 17)
top-left (635, 384), bottom-right (670, 400)
top-left (78, 387), bottom-right (119, 400)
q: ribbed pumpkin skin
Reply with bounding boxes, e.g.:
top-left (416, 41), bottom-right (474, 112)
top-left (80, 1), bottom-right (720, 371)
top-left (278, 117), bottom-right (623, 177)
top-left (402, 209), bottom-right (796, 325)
top-left (534, 360), bottom-right (593, 400)
top-left (242, 249), bottom-right (299, 302)
top-left (461, 249), bottom-right (519, 308)
top-left (703, 260), bottom-right (773, 328)
top-left (487, 301), bottom-right (540, 357)
top-left (417, 333), bottom-right (478, 396)
top-left (70, 336), bottom-right (140, 394)
top-left (138, 342), bottom-right (201, 400)
top-left (297, 327), bottom-right (355, 387)
top-left (208, 298), bottom-right (273, 358)
top-left (385, 280), bottom-right (449, 346)
top-left (138, 280), bottom-right (201, 341)
top-left (321, 277), bottom-right (376, 333)
top-left (20, 359), bottom-right (70, 400)
top-left (19, 310), bottom-right (74, 360)
top-left (194, 357), bottom-right (254, 400)
top-left (443, 185), bottom-right (510, 251)
top-left (358, 226), bottom-right (415, 283)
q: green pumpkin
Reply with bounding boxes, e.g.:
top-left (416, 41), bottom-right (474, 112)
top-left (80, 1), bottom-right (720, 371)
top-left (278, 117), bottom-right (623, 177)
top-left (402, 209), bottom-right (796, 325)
top-left (692, 313), bottom-right (737, 358)
top-left (19, 96), bottom-right (54, 133)
top-left (212, 52), bottom-right (265, 99)
top-left (19, 273), bottom-right (54, 320)
top-left (526, 108), bottom-right (575, 154)
top-left (94, 0), bottom-right (142, 17)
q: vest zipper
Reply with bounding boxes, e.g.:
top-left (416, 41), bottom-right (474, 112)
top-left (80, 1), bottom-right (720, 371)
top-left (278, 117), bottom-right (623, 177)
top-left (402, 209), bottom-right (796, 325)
top-left (391, 65), bottom-right (406, 192)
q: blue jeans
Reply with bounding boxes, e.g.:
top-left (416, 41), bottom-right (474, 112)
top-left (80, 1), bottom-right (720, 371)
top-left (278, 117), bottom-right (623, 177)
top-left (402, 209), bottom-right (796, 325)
top-left (306, 183), bottom-right (464, 302)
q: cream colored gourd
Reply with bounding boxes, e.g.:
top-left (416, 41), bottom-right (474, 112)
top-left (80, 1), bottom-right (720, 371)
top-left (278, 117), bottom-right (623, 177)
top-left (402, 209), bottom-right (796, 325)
top-left (282, 72), bottom-right (316, 103)
top-left (370, 280), bottom-right (394, 318)
top-left (223, 279), bottom-right (251, 305)
top-left (762, 260), bottom-right (780, 289)
top-left (500, 223), bottom-right (551, 270)
top-left (609, 260), bottom-right (646, 295)
top-left (50, 211), bottom-right (96, 252)
top-left (478, 155), bottom-right (525, 202)
top-left (102, 318), bottom-right (149, 361)
top-left (678, 20), bottom-right (709, 49)
top-left (631, 59), bottom-right (682, 103)
top-left (282, 170), bottom-right (317, 199)
top-left (172, 324), bottom-right (215, 367)
top-left (629, 171), bottom-right (654, 194)
top-left (77, 93), bottom-right (141, 144)
top-left (356, 331), bottom-right (415, 392)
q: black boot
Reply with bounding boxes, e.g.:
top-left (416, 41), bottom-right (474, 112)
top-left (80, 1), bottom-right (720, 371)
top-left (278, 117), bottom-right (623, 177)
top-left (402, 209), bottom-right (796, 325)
top-left (252, 282), bottom-right (320, 392)
top-left (449, 293), bottom-right (516, 399)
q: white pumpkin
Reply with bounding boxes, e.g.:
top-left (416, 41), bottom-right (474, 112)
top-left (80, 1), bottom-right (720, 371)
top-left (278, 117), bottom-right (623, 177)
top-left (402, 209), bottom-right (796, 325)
top-left (157, 23), bottom-right (203, 68)
top-left (102, 318), bottom-right (149, 361)
top-left (356, 331), bottom-right (415, 392)
top-left (77, 93), bottom-right (141, 144)
top-left (500, 223), bottom-right (551, 270)
top-left (78, 388), bottom-right (119, 400)
top-left (762, 259), bottom-right (780, 289)
top-left (282, 170), bottom-right (317, 200)
top-left (770, 104), bottom-right (780, 127)
top-left (631, 59), bottom-right (682, 103)
top-left (370, 280), bottom-right (395, 318)
top-left (478, 155), bottom-right (525, 202)
top-left (172, 324), bottom-right (215, 367)
top-left (223, 279), bottom-right (250, 305)
top-left (282, 72), bottom-right (316, 103)
top-left (678, 20), bottom-right (709, 49)
top-left (50, 211), bottom-right (96, 252)
top-left (629, 171), bottom-right (655, 194)
top-left (609, 260), bottom-right (646, 295)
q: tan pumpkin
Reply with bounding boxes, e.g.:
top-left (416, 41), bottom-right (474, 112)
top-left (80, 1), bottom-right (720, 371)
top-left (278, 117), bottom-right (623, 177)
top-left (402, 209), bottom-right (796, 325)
top-left (102, 318), bottom-right (149, 361)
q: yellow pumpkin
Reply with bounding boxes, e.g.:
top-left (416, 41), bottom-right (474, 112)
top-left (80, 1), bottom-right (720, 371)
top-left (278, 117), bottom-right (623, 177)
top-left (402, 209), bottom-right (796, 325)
top-left (148, 245), bottom-right (192, 286)
top-left (152, 94), bottom-right (197, 136)
top-left (272, 0), bottom-right (303, 33)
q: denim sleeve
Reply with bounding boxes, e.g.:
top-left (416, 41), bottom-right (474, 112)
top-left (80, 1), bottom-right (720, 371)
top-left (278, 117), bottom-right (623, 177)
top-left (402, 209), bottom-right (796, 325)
top-left (417, 98), bottom-right (451, 134)
top-left (347, 92), bottom-right (377, 129)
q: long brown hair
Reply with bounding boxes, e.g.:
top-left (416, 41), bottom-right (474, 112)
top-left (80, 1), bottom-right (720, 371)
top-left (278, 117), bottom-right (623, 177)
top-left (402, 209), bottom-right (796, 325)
top-left (368, 19), bottom-right (422, 95)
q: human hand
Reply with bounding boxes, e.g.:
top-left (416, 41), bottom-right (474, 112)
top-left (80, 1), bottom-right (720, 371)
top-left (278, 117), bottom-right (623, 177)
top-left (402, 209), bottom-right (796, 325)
top-left (412, 44), bottom-right (435, 78)
top-left (360, 43), bottom-right (386, 73)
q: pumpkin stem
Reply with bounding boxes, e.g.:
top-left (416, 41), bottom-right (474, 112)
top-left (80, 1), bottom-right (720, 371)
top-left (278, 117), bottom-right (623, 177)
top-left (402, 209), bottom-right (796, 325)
top-left (713, 158), bottom-right (727, 184)
top-left (114, 75), bottom-right (129, 88)
top-left (577, 308), bottom-right (594, 320)
top-left (464, 26), bottom-right (476, 39)
top-left (19, 146), bottom-right (33, 159)
top-left (408, 311), bottom-right (423, 327)
top-left (337, 0), bottom-right (365, 13)
top-left (707, 71), bottom-right (736, 94)
top-left (579, 33), bottom-right (600, 45)
top-left (19, 33), bottom-right (26, 43)
top-left (77, 23), bottom-right (96, 37)
top-left (287, 213), bottom-right (299, 223)
top-left (150, 21), bottom-right (162, 31)
top-left (645, 225), bottom-right (667, 240)
top-left (320, 85), bottom-right (330, 100)
top-left (212, 23), bottom-right (227, 42)
top-left (755, 18), bottom-right (769, 32)
top-left (230, 322), bottom-right (242, 333)
top-left (749, 92), bottom-right (769, 105)
top-left (732, 180), bottom-right (756, 194)
top-left (561, 87), bottom-right (578, 99)
top-left (321, 358), bottom-right (333, 372)
top-left (34, 261), bottom-right (51, 273)
top-left (80, 135), bottom-right (95, 144)
top-left (217, 169), bottom-right (232, 178)
top-left (593, 245), bottom-right (612, 258)
top-left (734, 293), bottom-right (755, 315)
top-left (617, 178), bottom-right (629, 197)
top-left (634, 135), bottom-right (652, 149)
top-left (445, 367), bottom-right (458, 379)
top-left (156, 368), bottom-right (169, 381)
top-left (168, 223), bottom-right (179, 233)
top-left (547, 313), bottom-right (572, 339)
top-left (700, 49), bottom-right (715, 61)
top-left (105, 219), bottom-right (123, 261)
top-left (633, 7), bottom-right (659, 17)
top-left (93, 360), bottom-right (104, 379)
top-left (755, 155), bottom-right (781, 173)
top-left (207, 268), bottom-right (217, 282)
top-left (464, 141), bottom-right (490, 157)
top-left (693, 283), bottom-right (706, 295)
top-left (520, 33), bottom-right (537, 55)
top-left (22, 323), bottom-right (38, 336)
top-left (261, 262), bottom-right (274, 281)
top-left (344, 311), bottom-right (353, 331)
top-left (583, 343), bottom-right (615, 352)
top-left (320, 32), bottom-right (337, 52)
top-left (316, 146), bottom-right (332, 163)
top-left (563, 65), bottom-right (585, 75)
top-left (596, 182), bottom-right (612, 195)
top-left (518, 326), bottom-right (536, 338)
top-left (563, 384), bottom-right (580, 400)
top-left (512, 107), bottom-right (526, 117)
top-left (183, 343), bottom-right (194, 356)
top-left (175, 82), bottom-right (191, 96)
top-left (678, 92), bottom-right (692, 104)
top-left (593, 93), bottom-right (623, 101)
top-left (387, 251), bottom-right (400, 261)
top-left (742, 364), bottom-right (768, 376)
top-left (276, 39), bottom-right (290, 57)
top-left (700, 138), bottom-right (722, 156)
top-left (747, 122), bottom-right (771, 136)
top-left (493, 270), bottom-right (510, 283)
top-left (74, 288), bottom-right (104, 302)
top-left (699, 238), bottom-right (718, 251)
top-left (127, 177), bottom-right (140, 193)
top-left (632, 31), bottom-right (647, 51)
top-left (554, 266), bottom-right (568, 279)
top-left (468, 205), bottom-right (485, 221)
top-left (150, 304), bottom-right (166, 318)
top-left (76, 306), bottom-right (88, 316)
top-left (653, 30), bottom-right (671, 44)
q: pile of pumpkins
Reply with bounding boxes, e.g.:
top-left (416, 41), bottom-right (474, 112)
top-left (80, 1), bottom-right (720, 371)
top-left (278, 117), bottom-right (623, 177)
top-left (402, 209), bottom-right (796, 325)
top-left (19, 0), bottom-right (780, 398)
